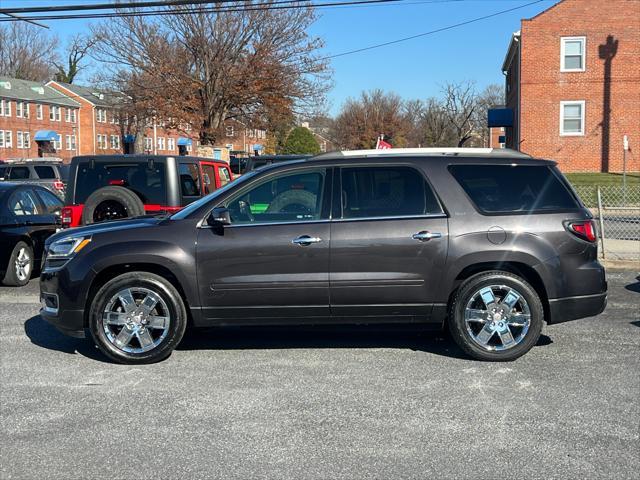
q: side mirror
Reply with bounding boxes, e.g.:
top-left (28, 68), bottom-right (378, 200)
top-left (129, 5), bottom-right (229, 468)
top-left (207, 207), bottom-right (231, 226)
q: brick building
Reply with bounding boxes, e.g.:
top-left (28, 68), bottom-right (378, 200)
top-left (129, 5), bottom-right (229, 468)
top-left (500, 0), bottom-right (639, 172)
top-left (0, 76), bottom-right (81, 162)
top-left (1, 76), bottom-right (273, 163)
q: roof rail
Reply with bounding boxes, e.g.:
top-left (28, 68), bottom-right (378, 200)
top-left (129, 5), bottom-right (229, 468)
top-left (316, 147), bottom-right (531, 159)
top-left (2, 157), bottom-right (64, 163)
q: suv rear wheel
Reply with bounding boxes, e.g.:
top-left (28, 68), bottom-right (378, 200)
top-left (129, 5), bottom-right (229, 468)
top-left (88, 272), bottom-right (187, 364)
top-left (449, 271), bottom-right (543, 361)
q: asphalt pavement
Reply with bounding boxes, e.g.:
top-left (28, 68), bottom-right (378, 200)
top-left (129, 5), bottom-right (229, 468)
top-left (1, 270), bottom-right (639, 479)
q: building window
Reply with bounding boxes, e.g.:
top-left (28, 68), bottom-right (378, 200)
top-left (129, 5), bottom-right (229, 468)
top-left (97, 134), bottom-right (108, 150)
top-left (225, 126), bottom-right (234, 137)
top-left (65, 108), bottom-right (77, 123)
top-left (16, 102), bottom-right (29, 118)
top-left (0, 99), bottom-right (11, 117)
top-left (561, 36), bottom-right (586, 72)
top-left (50, 105), bottom-right (61, 121)
top-left (157, 137), bottom-right (165, 150)
top-left (110, 135), bottom-right (120, 150)
top-left (167, 138), bottom-right (176, 151)
top-left (560, 101), bottom-right (585, 136)
top-left (16, 131), bottom-right (29, 149)
top-left (96, 108), bottom-right (107, 123)
top-left (53, 134), bottom-right (62, 151)
top-left (36, 104), bottom-right (43, 120)
top-left (66, 134), bottom-right (77, 151)
top-left (144, 137), bottom-right (153, 152)
top-left (2, 130), bottom-right (12, 148)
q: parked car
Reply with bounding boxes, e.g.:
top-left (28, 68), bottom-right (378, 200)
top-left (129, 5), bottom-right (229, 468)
top-left (40, 148), bottom-right (607, 364)
top-left (61, 155), bottom-right (233, 227)
top-left (229, 156), bottom-right (249, 176)
top-left (245, 154), bottom-right (313, 173)
top-left (0, 183), bottom-right (63, 286)
top-left (0, 159), bottom-right (69, 200)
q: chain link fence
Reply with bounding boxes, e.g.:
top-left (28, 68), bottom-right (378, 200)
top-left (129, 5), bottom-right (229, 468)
top-left (573, 184), bottom-right (640, 261)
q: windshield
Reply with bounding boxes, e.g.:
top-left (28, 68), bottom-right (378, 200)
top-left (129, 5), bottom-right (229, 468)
top-left (170, 170), bottom-right (259, 220)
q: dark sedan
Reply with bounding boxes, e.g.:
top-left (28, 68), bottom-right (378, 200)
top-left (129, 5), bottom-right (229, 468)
top-left (0, 183), bottom-right (63, 286)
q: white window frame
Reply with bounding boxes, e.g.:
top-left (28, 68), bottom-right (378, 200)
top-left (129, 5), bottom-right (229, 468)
top-left (23, 132), bottom-right (30, 149)
top-left (561, 36), bottom-right (586, 72)
top-left (50, 105), bottom-right (61, 121)
top-left (225, 126), bottom-right (234, 137)
top-left (36, 104), bottom-right (43, 120)
top-left (167, 138), bottom-right (176, 151)
top-left (0, 130), bottom-right (4, 148)
top-left (1, 99), bottom-right (11, 117)
top-left (157, 136), bottom-right (165, 150)
top-left (560, 100), bottom-right (586, 136)
top-left (17, 131), bottom-right (23, 149)
top-left (4, 130), bottom-right (12, 148)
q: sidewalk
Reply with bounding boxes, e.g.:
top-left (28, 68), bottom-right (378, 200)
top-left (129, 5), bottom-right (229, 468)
top-left (601, 238), bottom-right (639, 268)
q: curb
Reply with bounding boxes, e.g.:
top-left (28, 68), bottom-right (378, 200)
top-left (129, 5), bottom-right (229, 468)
top-left (602, 259), bottom-right (639, 270)
top-left (0, 295), bottom-right (40, 304)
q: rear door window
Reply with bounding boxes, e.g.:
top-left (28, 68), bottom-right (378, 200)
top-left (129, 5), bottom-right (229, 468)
top-left (201, 164), bottom-right (216, 195)
top-left (340, 166), bottom-right (442, 219)
top-left (179, 163), bottom-right (201, 197)
top-left (449, 165), bottom-right (580, 214)
top-left (74, 161), bottom-right (167, 204)
top-left (35, 188), bottom-right (63, 214)
top-left (34, 166), bottom-right (56, 179)
top-left (8, 166), bottom-right (31, 180)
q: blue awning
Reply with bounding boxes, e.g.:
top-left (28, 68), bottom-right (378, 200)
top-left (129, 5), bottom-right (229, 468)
top-left (34, 130), bottom-right (58, 141)
top-left (487, 108), bottom-right (513, 128)
top-left (177, 137), bottom-right (192, 146)
top-left (252, 144), bottom-right (263, 151)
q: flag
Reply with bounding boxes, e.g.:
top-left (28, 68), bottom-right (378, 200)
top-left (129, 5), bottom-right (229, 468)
top-left (375, 134), bottom-right (392, 149)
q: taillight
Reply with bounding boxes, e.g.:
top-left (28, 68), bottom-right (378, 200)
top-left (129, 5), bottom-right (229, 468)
top-left (61, 207), bottom-right (73, 227)
top-left (53, 181), bottom-right (65, 191)
top-left (566, 220), bottom-right (597, 242)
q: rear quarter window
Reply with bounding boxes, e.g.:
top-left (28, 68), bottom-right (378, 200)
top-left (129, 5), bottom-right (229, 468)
top-left (74, 162), bottom-right (167, 204)
top-left (449, 165), bottom-right (580, 214)
top-left (34, 166), bottom-right (56, 179)
top-left (8, 166), bottom-right (31, 180)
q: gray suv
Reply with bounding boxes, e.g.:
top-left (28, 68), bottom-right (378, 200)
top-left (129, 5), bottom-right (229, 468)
top-left (0, 160), bottom-right (69, 199)
top-left (40, 148), bottom-right (607, 364)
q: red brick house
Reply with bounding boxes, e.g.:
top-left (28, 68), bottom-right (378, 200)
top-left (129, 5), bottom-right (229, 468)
top-left (501, 0), bottom-right (639, 172)
top-left (0, 76), bottom-right (81, 162)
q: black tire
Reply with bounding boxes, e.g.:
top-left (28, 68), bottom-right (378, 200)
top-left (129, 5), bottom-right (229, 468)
top-left (2, 241), bottom-right (33, 287)
top-left (82, 186), bottom-right (144, 225)
top-left (448, 271), bottom-right (543, 361)
top-left (88, 272), bottom-right (187, 364)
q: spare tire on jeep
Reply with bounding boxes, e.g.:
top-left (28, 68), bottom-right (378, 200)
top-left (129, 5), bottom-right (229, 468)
top-left (82, 185), bottom-right (145, 225)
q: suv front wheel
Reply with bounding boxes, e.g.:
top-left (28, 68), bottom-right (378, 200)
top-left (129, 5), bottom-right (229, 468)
top-left (449, 271), bottom-right (543, 361)
top-left (89, 272), bottom-right (187, 364)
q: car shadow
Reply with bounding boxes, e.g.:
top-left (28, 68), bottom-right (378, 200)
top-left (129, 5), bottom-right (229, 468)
top-left (624, 276), bottom-right (640, 294)
top-left (24, 315), bottom-right (107, 362)
top-left (25, 315), bottom-right (553, 362)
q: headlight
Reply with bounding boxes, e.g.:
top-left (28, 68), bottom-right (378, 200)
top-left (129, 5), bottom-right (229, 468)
top-left (48, 236), bottom-right (92, 258)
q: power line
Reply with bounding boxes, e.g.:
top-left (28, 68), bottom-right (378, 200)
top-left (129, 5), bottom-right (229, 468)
top-left (0, 0), bottom-right (240, 14)
top-left (324, 0), bottom-right (546, 59)
top-left (0, 0), bottom-right (421, 21)
top-left (0, 12), bottom-right (49, 28)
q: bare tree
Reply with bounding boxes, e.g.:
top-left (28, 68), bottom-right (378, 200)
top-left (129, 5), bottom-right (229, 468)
top-left (0, 23), bottom-right (57, 81)
top-left (332, 90), bottom-right (409, 149)
top-left (92, 2), bottom-right (329, 146)
top-left (54, 34), bottom-right (97, 84)
top-left (441, 81), bottom-right (478, 147)
top-left (474, 83), bottom-right (504, 147)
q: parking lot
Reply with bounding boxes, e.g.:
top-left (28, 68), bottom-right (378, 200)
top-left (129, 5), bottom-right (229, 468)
top-left (1, 269), bottom-right (638, 479)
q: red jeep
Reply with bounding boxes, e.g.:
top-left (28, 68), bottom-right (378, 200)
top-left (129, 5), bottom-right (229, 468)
top-left (61, 155), bottom-right (232, 227)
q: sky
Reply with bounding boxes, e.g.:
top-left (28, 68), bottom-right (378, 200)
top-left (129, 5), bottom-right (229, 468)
top-left (2, 0), bottom-right (559, 115)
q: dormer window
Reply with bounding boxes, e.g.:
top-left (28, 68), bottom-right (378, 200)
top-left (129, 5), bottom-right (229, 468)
top-left (561, 36), bottom-right (586, 72)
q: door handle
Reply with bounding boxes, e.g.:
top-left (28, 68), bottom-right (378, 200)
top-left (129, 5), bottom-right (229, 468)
top-left (292, 235), bottom-right (322, 246)
top-left (412, 231), bottom-right (442, 241)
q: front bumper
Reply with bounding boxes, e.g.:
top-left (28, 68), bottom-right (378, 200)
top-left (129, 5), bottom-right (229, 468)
top-left (547, 292), bottom-right (607, 325)
top-left (40, 268), bottom-right (87, 338)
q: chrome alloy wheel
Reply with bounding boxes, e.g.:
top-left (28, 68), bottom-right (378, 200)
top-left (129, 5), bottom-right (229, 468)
top-left (15, 248), bottom-right (32, 282)
top-left (102, 287), bottom-right (171, 354)
top-left (464, 285), bottom-right (531, 351)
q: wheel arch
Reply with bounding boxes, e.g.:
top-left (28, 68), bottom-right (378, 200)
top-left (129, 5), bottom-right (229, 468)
top-left (447, 262), bottom-right (550, 324)
top-left (84, 262), bottom-right (193, 328)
